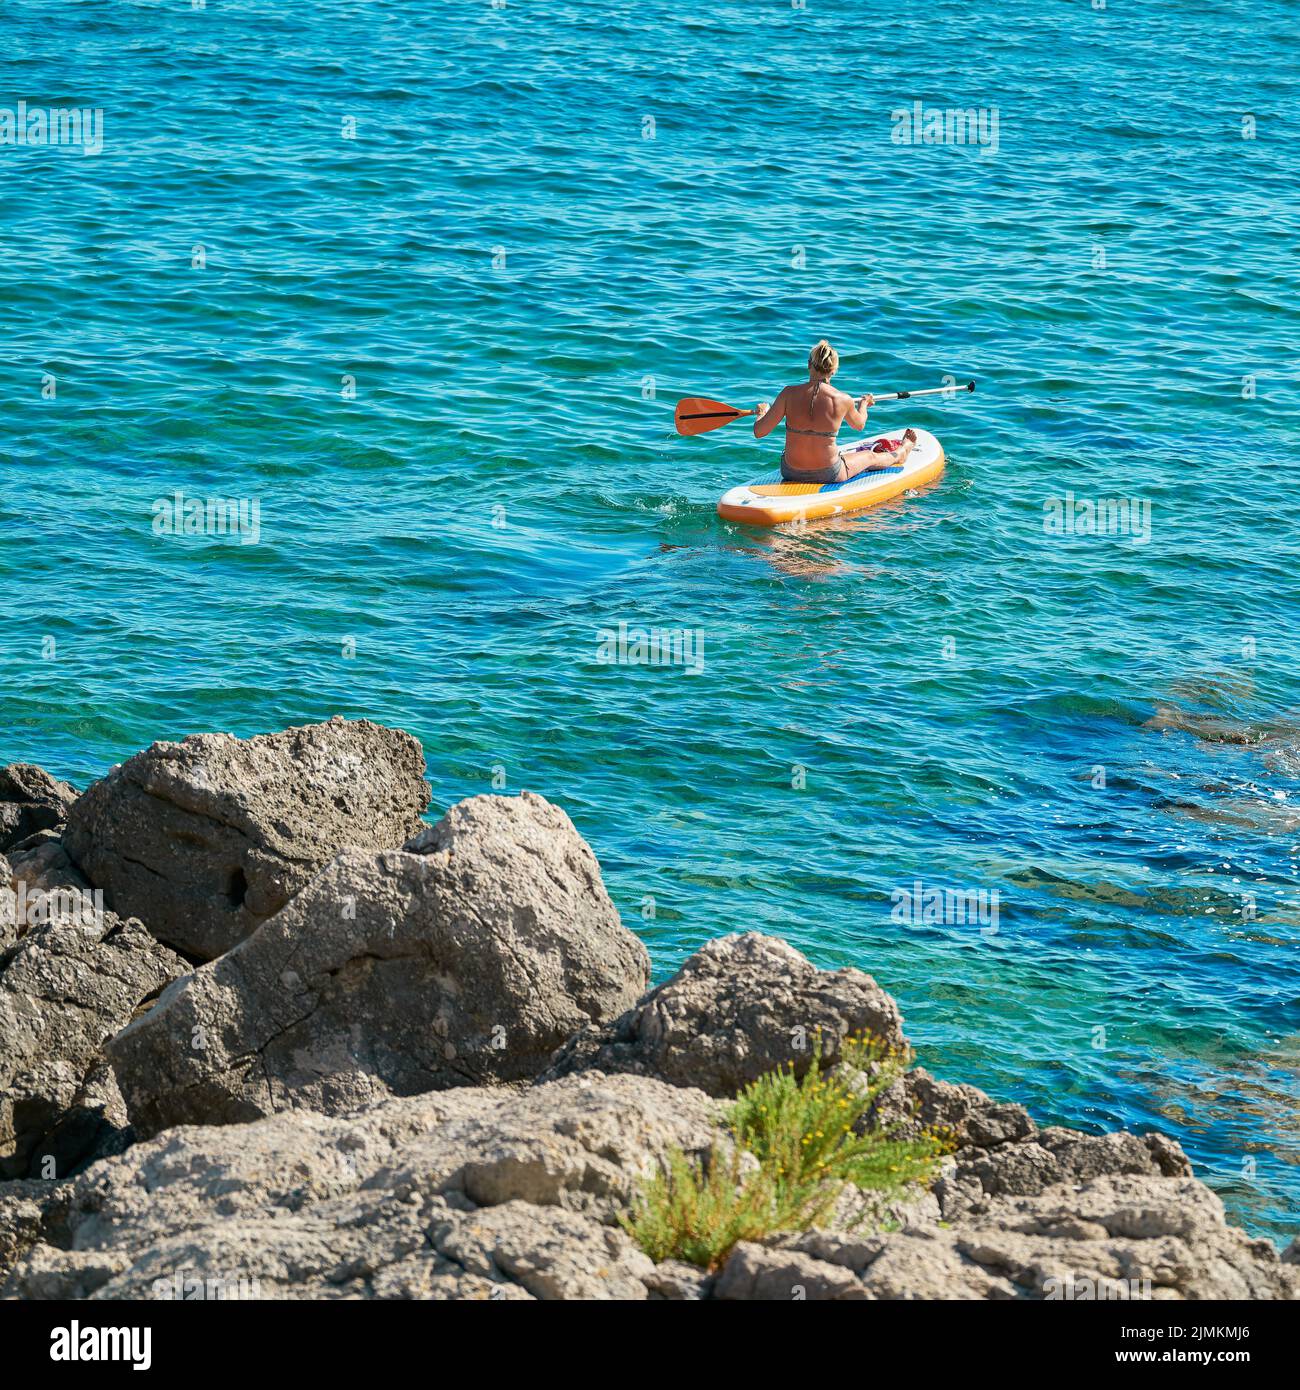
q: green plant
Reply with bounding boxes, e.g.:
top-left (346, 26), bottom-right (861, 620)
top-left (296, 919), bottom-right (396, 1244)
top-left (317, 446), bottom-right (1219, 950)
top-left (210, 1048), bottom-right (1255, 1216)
top-left (620, 1148), bottom-right (797, 1269)
top-left (621, 1031), bottom-right (951, 1271)
top-left (732, 1032), bottom-right (948, 1207)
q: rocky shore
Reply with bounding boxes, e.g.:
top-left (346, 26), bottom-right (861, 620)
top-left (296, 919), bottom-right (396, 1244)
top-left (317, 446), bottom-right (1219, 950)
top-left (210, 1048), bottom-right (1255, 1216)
top-left (1, 719), bottom-right (1295, 1300)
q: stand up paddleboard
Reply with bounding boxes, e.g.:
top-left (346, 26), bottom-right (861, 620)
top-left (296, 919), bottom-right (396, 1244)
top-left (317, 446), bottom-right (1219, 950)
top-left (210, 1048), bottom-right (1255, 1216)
top-left (717, 427), bottom-right (945, 527)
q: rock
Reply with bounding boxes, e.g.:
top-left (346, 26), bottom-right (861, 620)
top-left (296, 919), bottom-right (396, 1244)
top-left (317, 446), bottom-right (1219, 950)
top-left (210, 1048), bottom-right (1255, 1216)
top-left (717, 1174), bottom-right (1300, 1301)
top-left (4, 835), bottom-right (99, 957)
top-left (4, 954), bottom-right (1294, 1302)
top-left (643, 1259), bottom-right (714, 1300)
top-left (5, 833), bottom-right (93, 901)
top-left (434, 1203), bottom-right (655, 1300)
top-left (0, 1180), bottom-right (57, 1279)
top-left (873, 1068), bottom-right (1036, 1151)
top-left (107, 793), bottom-right (651, 1136)
top-left (369, 1071), bottom-right (718, 1221)
top-left (827, 1176), bottom-right (943, 1236)
top-left (0, 765), bottom-right (77, 853)
top-left (0, 855), bottom-right (17, 951)
top-left (824, 1227), bottom-right (1021, 1300)
top-left (936, 1128), bottom-right (1196, 1220)
top-left (62, 718), bottom-right (431, 960)
top-left (714, 1243), bottom-right (870, 1300)
top-left (0, 890), bottom-right (188, 1180)
top-left (1038, 1126), bottom-right (1193, 1180)
top-left (542, 932), bottom-right (904, 1096)
top-left (0, 1073), bottom-right (716, 1300)
top-left (948, 1174), bottom-right (1296, 1300)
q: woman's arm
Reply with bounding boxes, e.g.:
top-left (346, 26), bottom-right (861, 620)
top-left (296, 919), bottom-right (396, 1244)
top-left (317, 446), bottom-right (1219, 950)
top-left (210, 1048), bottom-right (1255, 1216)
top-left (753, 387), bottom-right (787, 438)
top-left (843, 391), bottom-right (874, 431)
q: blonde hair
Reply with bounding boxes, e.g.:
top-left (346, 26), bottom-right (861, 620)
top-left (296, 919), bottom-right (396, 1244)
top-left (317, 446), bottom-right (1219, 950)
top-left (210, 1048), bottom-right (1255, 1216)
top-left (808, 339), bottom-right (839, 379)
top-left (808, 339), bottom-right (838, 410)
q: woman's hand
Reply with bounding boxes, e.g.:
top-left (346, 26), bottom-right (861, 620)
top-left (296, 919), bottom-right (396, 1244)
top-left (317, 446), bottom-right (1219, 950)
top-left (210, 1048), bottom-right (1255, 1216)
top-left (858, 393), bottom-right (875, 410)
top-left (755, 401), bottom-right (770, 419)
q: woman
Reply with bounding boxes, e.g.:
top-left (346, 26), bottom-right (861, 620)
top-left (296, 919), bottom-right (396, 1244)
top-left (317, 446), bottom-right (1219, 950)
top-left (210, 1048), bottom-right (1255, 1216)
top-left (753, 340), bottom-right (917, 483)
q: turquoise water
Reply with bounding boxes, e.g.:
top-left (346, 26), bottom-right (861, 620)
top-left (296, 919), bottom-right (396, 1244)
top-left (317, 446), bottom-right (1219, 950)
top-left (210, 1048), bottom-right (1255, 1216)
top-left (3, 1), bottom-right (1298, 1242)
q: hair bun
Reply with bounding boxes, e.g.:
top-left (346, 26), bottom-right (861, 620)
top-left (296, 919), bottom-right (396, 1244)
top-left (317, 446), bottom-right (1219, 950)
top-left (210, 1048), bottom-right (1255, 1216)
top-left (808, 339), bottom-right (839, 376)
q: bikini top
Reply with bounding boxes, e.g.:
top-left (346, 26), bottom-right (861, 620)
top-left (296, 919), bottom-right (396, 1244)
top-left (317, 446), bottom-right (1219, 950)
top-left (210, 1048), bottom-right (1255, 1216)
top-left (785, 380), bottom-right (837, 437)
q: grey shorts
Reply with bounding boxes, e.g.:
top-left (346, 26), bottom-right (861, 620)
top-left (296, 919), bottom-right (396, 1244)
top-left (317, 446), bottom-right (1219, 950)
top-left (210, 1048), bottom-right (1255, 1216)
top-left (780, 452), bottom-right (847, 484)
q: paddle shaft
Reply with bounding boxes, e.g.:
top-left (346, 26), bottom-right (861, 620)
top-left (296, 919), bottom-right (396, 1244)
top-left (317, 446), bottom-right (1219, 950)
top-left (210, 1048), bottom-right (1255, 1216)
top-left (674, 380), bottom-right (974, 436)
top-left (861, 381), bottom-right (976, 405)
top-left (689, 384), bottom-right (972, 417)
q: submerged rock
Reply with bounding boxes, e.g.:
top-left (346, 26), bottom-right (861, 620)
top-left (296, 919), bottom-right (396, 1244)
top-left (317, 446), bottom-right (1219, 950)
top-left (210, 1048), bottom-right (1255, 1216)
top-left (63, 718), bottom-right (431, 960)
top-left (107, 793), bottom-right (650, 1136)
top-left (542, 931), bottom-right (903, 1096)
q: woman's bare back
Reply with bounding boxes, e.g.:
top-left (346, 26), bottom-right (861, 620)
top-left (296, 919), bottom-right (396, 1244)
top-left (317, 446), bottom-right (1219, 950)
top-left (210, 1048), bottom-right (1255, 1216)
top-left (780, 381), bottom-right (850, 470)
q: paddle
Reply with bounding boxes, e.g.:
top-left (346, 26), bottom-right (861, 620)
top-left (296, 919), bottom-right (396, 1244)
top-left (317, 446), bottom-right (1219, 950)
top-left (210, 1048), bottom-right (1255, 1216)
top-left (673, 398), bottom-right (758, 436)
top-left (674, 380), bottom-right (975, 436)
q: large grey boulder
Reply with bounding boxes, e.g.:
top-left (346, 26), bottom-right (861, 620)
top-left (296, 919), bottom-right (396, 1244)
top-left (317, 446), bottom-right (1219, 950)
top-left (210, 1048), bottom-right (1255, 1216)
top-left (0, 764), bottom-right (77, 853)
top-left (542, 931), bottom-right (904, 1096)
top-left (0, 1073), bottom-right (716, 1300)
top-left (0, 885), bottom-right (188, 1180)
top-left (106, 792), bottom-right (651, 1136)
top-left (63, 718), bottom-right (431, 960)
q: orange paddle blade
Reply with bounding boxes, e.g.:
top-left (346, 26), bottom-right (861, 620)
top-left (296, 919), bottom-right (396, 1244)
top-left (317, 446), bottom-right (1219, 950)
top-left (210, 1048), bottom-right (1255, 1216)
top-left (674, 397), bottom-right (754, 436)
